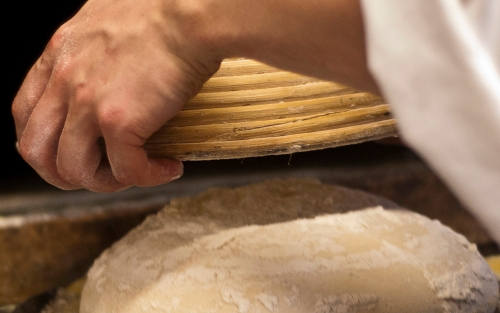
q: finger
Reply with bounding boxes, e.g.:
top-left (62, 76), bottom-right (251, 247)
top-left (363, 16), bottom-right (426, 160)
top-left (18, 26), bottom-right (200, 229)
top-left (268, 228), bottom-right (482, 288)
top-left (57, 107), bottom-right (127, 192)
top-left (99, 105), bottom-right (184, 188)
top-left (97, 88), bottom-right (184, 188)
top-left (12, 54), bottom-right (54, 140)
top-left (105, 135), bottom-right (184, 188)
top-left (90, 158), bottom-right (130, 192)
top-left (18, 78), bottom-right (80, 190)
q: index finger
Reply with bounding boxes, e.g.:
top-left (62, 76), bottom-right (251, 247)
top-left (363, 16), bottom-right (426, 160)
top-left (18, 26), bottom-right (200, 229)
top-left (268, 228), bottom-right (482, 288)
top-left (104, 133), bottom-right (183, 188)
top-left (99, 102), bottom-right (183, 188)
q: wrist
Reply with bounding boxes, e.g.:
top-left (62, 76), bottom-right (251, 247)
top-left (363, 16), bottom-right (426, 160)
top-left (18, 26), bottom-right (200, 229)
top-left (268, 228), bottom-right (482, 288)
top-left (165, 0), bottom-right (236, 60)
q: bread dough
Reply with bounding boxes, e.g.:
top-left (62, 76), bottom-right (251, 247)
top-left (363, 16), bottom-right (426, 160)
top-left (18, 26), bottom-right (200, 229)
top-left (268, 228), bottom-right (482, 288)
top-left (80, 179), bottom-right (499, 313)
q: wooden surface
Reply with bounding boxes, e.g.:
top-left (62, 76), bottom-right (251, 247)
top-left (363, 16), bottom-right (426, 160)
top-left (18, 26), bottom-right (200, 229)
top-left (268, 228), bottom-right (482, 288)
top-left (0, 202), bottom-right (162, 306)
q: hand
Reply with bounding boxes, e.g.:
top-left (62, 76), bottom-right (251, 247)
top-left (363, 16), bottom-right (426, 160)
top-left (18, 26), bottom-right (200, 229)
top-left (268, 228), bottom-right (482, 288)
top-left (12, 0), bottom-right (221, 192)
top-left (13, 0), bottom-right (377, 193)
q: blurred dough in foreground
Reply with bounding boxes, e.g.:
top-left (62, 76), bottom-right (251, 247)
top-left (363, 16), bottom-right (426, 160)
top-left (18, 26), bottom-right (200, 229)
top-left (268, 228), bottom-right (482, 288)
top-left (80, 179), bottom-right (499, 313)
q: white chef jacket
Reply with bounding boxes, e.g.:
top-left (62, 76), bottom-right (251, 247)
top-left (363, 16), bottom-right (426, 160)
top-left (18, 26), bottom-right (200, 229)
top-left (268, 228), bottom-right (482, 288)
top-left (360, 1), bottom-right (500, 244)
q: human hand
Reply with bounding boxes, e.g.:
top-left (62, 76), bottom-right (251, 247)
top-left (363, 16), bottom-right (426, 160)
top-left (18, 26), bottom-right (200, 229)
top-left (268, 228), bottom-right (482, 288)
top-left (12, 0), bottom-right (221, 192)
top-left (12, 0), bottom-right (378, 193)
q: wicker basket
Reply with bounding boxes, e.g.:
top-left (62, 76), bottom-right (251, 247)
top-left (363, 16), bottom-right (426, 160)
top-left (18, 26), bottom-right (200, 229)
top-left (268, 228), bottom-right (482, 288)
top-left (144, 58), bottom-right (397, 160)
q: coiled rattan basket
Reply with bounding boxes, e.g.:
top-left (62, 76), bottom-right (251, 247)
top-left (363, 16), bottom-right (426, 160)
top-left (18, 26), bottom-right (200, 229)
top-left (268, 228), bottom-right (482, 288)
top-left (144, 58), bottom-right (397, 160)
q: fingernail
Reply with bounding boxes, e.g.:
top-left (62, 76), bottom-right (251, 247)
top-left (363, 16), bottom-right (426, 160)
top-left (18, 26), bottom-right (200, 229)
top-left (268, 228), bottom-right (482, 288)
top-left (168, 161), bottom-right (183, 182)
top-left (170, 173), bottom-right (182, 182)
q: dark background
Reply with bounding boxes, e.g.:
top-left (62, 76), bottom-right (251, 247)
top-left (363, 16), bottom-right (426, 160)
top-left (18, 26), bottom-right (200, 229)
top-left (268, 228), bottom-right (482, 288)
top-left (3, 0), bottom-right (86, 192)
top-left (2, 0), bottom-right (415, 194)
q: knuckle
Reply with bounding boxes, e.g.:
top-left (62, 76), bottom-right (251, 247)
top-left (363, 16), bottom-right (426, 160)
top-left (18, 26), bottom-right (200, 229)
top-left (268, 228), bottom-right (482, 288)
top-left (46, 25), bottom-right (78, 79)
top-left (57, 159), bottom-right (99, 190)
top-left (51, 61), bottom-right (74, 83)
top-left (11, 98), bottom-right (25, 120)
top-left (97, 104), bottom-right (136, 136)
top-left (74, 83), bottom-right (96, 105)
top-left (17, 138), bottom-right (81, 190)
top-left (97, 103), bottom-right (120, 128)
top-left (17, 141), bottom-right (46, 170)
top-left (46, 23), bottom-right (71, 53)
top-left (56, 162), bottom-right (81, 184)
top-left (12, 90), bottom-right (38, 121)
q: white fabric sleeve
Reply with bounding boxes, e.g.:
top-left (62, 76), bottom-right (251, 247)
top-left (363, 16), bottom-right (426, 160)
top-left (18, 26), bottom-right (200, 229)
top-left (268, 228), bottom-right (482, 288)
top-left (360, 0), bottom-right (500, 244)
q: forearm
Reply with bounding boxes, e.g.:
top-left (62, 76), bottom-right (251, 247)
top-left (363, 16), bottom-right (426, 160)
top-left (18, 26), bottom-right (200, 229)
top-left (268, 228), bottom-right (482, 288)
top-left (172, 0), bottom-right (380, 94)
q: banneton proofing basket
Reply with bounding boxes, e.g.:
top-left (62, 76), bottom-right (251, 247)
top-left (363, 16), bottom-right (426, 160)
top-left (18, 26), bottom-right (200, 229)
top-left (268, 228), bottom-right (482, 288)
top-left (143, 58), bottom-right (397, 160)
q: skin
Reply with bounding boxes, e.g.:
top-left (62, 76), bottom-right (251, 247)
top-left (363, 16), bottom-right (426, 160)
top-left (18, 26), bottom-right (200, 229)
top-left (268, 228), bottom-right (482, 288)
top-left (12, 0), bottom-right (379, 192)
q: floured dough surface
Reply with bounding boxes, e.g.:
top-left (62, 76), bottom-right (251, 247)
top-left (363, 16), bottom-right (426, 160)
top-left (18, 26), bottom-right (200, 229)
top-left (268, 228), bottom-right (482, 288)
top-left (80, 179), bottom-right (499, 313)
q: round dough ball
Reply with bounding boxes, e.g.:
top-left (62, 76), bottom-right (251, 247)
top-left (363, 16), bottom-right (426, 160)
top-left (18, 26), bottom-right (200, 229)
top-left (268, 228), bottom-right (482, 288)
top-left (81, 207), bottom-right (498, 313)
